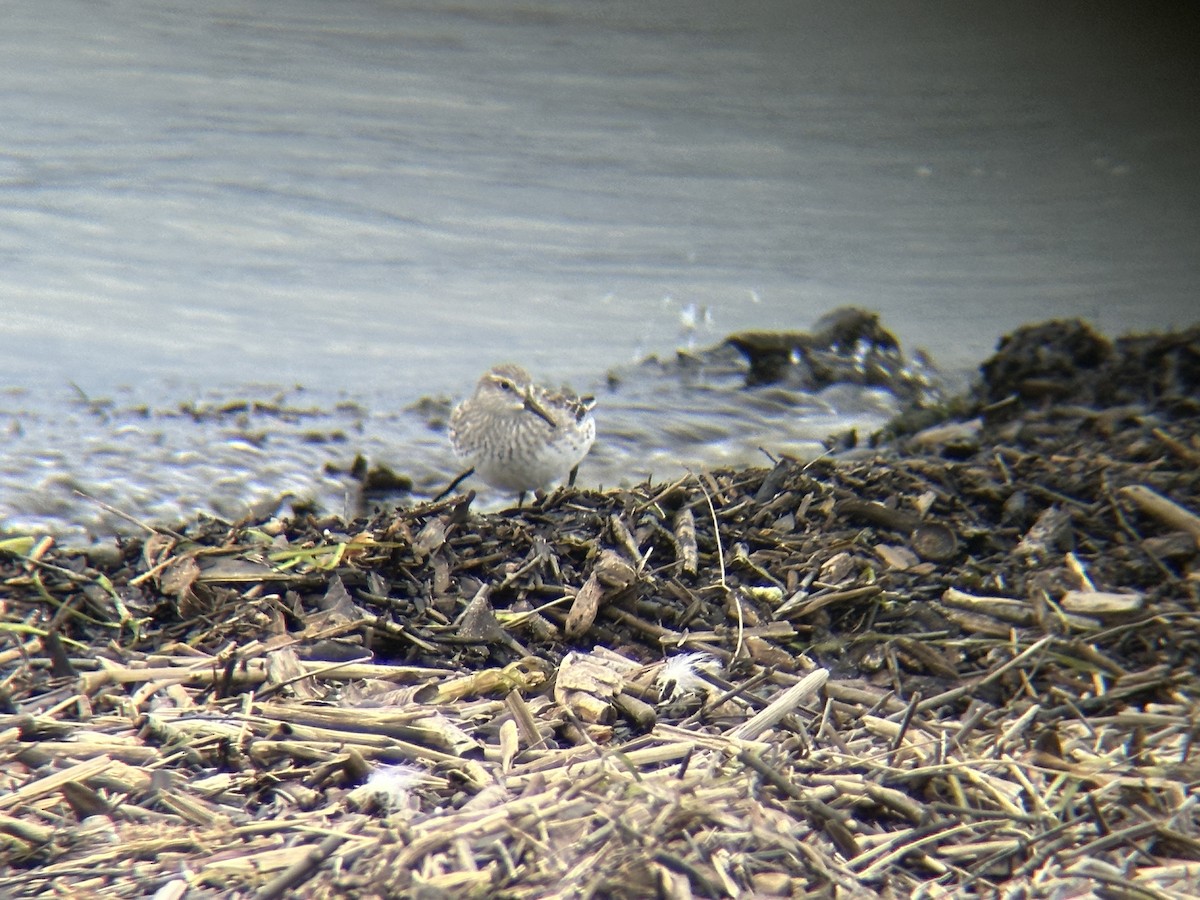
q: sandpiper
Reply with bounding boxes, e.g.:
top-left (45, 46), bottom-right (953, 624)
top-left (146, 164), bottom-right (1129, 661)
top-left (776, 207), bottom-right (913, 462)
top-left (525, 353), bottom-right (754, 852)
top-left (448, 364), bottom-right (596, 504)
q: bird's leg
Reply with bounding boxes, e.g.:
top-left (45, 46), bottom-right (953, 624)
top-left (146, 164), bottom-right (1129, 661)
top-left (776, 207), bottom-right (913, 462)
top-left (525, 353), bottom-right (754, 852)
top-left (568, 464), bottom-right (580, 487)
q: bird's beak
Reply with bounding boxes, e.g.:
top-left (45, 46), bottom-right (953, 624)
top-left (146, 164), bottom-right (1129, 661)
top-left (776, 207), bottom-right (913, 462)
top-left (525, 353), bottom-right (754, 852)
top-left (522, 389), bottom-right (557, 429)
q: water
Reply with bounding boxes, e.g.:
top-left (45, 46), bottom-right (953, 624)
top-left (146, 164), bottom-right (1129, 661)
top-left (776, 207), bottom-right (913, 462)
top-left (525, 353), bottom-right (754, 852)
top-left (1, 0), bottom-right (1197, 541)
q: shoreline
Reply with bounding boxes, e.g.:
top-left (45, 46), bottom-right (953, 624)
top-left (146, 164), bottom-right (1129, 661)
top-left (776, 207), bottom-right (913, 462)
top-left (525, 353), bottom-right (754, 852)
top-left (2, 318), bottom-right (1198, 895)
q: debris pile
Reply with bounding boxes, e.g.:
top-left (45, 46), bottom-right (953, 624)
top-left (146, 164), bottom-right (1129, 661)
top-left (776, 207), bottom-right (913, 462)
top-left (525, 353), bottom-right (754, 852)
top-left (1, 319), bottom-right (1198, 897)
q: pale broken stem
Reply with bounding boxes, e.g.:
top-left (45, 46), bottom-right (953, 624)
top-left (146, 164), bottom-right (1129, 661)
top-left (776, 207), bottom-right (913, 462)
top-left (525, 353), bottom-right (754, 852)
top-left (1118, 484), bottom-right (1200, 546)
top-left (73, 490), bottom-right (185, 539)
top-left (1151, 426), bottom-right (1200, 467)
top-left (693, 471), bottom-right (743, 660)
top-left (916, 634), bottom-right (1054, 714)
top-left (0, 756), bottom-right (114, 813)
top-left (726, 667), bottom-right (829, 742)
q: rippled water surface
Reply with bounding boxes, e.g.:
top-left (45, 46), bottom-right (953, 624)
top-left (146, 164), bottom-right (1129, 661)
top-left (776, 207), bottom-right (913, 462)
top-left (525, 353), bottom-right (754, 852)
top-left (1, 349), bottom-right (925, 542)
top-left (2, 1), bottom-right (1197, 540)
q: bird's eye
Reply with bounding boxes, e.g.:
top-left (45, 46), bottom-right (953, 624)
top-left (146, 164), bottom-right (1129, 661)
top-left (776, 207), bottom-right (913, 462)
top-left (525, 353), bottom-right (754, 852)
top-left (496, 379), bottom-right (516, 393)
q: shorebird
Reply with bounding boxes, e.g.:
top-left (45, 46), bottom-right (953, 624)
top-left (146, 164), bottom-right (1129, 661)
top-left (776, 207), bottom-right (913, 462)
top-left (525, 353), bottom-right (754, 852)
top-left (447, 364), bottom-right (596, 505)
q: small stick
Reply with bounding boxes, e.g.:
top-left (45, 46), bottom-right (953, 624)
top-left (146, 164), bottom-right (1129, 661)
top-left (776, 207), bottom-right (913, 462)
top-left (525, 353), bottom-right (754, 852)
top-left (432, 467), bottom-right (475, 502)
top-left (254, 828), bottom-right (358, 900)
top-left (73, 490), bottom-right (185, 539)
top-left (887, 691), bottom-right (922, 769)
top-left (1118, 485), bottom-right (1200, 545)
top-left (693, 471), bottom-right (742, 659)
top-left (726, 668), bottom-right (829, 741)
top-left (1152, 427), bottom-right (1200, 466)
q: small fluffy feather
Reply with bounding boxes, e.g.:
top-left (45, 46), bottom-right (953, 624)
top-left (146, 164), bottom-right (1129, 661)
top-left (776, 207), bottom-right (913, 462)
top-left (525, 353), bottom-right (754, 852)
top-left (363, 763), bottom-right (425, 811)
top-left (656, 652), bottom-right (723, 699)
